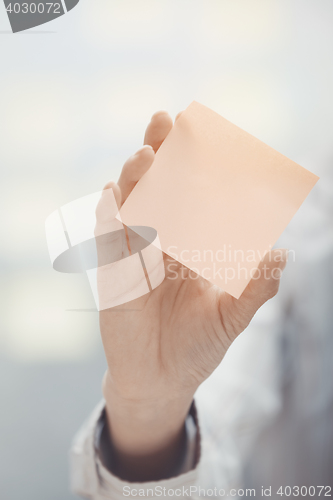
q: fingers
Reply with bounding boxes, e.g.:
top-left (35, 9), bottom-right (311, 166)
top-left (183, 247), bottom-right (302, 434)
top-left (117, 111), bottom-right (174, 205)
top-left (175, 111), bottom-right (183, 122)
top-left (95, 182), bottom-right (124, 268)
top-left (102, 181), bottom-right (122, 208)
top-left (231, 249), bottom-right (288, 329)
top-left (144, 111), bottom-right (173, 152)
top-left (118, 145), bottom-right (155, 205)
top-left (96, 182), bottom-right (122, 235)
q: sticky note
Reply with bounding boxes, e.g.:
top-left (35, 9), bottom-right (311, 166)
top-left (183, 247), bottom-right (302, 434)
top-left (120, 101), bottom-right (319, 299)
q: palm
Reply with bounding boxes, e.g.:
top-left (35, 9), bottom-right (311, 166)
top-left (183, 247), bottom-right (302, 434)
top-left (100, 252), bottom-right (265, 402)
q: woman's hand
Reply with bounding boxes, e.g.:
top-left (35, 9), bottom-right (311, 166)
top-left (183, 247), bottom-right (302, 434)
top-left (98, 111), bottom-right (287, 481)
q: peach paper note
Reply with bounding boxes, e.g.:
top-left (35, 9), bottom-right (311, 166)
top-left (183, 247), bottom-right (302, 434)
top-left (120, 101), bottom-right (319, 299)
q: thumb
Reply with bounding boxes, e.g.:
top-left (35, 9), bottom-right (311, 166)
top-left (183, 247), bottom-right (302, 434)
top-left (233, 248), bottom-right (288, 328)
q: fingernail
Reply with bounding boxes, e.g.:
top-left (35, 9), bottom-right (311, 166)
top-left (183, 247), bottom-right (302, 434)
top-left (134, 145), bottom-right (154, 156)
top-left (151, 110), bottom-right (169, 121)
top-left (103, 180), bottom-right (116, 191)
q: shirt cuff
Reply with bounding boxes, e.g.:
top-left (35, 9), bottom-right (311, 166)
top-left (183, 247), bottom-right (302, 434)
top-left (70, 400), bottom-right (201, 500)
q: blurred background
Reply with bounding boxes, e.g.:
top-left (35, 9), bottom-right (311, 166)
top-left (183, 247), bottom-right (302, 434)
top-left (0, 0), bottom-right (332, 499)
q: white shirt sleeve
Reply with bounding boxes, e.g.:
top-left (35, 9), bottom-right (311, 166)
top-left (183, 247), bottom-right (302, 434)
top-left (70, 400), bottom-right (200, 500)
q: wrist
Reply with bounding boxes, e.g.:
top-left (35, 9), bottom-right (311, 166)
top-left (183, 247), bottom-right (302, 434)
top-left (101, 371), bottom-right (194, 481)
top-left (102, 370), bottom-right (193, 455)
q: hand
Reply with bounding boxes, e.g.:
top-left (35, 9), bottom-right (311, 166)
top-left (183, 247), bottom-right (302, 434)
top-left (98, 111), bottom-right (288, 481)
